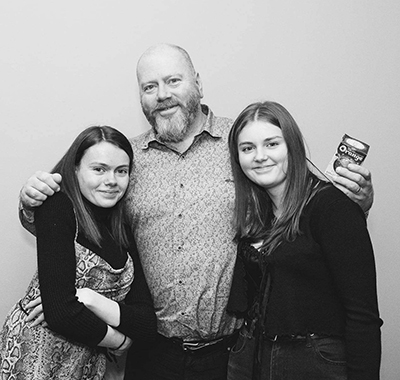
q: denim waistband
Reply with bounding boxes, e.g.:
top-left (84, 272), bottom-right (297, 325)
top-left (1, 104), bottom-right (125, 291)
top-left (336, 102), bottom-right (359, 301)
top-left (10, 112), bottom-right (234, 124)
top-left (264, 333), bottom-right (329, 342)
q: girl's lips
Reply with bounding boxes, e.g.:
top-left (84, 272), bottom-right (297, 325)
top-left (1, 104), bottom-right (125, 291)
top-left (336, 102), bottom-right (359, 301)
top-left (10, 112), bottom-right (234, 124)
top-left (99, 190), bottom-right (120, 197)
top-left (253, 165), bottom-right (274, 172)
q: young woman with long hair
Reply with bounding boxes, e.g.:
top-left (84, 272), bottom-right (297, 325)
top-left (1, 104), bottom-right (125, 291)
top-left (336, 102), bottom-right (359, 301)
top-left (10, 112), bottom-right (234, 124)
top-left (0, 126), bottom-right (156, 379)
top-left (226, 102), bottom-right (382, 380)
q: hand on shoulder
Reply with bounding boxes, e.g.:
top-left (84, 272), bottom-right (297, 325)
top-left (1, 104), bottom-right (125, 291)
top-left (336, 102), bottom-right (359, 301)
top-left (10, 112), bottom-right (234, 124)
top-left (330, 164), bottom-right (374, 213)
top-left (20, 171), bottom-right (62, 208)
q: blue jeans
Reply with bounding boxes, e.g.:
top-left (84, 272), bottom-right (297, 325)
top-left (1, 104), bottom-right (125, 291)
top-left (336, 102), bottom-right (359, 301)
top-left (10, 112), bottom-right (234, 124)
top-left (228, 327), bottom-right (347, 380)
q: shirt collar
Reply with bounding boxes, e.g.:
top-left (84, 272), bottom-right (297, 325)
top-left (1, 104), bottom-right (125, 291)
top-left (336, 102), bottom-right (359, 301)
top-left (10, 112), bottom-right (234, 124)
top-left (139, 104), bottom-right (222, 150)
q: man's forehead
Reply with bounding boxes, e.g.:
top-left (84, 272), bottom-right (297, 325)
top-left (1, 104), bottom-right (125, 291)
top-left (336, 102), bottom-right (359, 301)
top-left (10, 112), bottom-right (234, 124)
top-left (137, 52), bottom-right (191, 83)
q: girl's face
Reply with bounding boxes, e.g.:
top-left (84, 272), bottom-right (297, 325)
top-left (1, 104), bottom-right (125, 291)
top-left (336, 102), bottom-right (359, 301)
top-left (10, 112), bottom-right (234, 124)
top-left (238, 120), bottom-right (288, 195)
top-left (76, 141), bottom-right (130, 208)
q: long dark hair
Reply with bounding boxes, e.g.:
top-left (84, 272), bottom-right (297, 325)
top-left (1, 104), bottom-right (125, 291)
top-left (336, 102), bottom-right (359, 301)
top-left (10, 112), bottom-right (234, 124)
top-left (228, 101), bottom-right (325, 255)
top-left (52, 126), bottom-right (133, 248)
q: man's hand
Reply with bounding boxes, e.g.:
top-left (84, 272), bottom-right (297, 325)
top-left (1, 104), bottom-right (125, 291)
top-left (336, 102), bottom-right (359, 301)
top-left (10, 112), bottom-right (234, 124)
top-left (20, 171), bottom-right (62, 208)
top-left (25, 296), bottom-right (47, 327)
top-left (330, 163), bottom-right (374, 213)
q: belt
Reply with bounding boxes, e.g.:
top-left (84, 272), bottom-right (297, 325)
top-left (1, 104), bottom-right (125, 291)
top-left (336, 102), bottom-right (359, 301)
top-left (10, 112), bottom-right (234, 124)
top-left (159, 331), bottom-right (239, 355)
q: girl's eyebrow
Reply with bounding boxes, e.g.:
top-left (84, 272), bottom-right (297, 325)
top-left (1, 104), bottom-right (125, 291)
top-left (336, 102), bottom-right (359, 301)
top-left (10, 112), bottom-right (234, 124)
top-left (116, 164), bottom-right (130, 170)
top-left (238, 141), bottom-right (253, 147)
top-left (89, 162), bottom-right (129, 169)
top-left (238, 135), bottom-right (283, 146)
top-left (89, 161), bottom-right (109, 166)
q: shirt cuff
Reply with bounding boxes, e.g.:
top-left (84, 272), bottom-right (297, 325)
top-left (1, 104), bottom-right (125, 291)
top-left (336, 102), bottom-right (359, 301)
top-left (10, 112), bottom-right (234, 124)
top-left (20, 204), bottom-right (35, 224)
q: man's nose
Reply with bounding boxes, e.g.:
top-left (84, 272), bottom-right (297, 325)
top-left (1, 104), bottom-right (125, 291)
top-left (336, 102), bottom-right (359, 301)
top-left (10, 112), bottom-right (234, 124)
top-left (157, 83), bottom-right (171, 102)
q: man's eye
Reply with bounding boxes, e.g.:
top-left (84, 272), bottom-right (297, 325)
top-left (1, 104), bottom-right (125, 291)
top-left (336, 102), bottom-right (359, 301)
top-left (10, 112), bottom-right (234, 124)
top-left (168, 78), bottom-right (180, 85)
top-left (93, 167), bottom-right (105, 173)
top-left (143, 84), bottom-right (156, 93)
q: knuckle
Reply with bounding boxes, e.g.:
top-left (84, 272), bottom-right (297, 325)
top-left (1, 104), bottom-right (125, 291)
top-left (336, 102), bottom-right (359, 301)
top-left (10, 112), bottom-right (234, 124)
top-left (33, 171), bottom-right (46, 181)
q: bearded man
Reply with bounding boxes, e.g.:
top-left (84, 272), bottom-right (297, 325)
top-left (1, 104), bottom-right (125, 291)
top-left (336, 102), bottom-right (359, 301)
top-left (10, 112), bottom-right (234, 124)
top-left (19, 43), bottom-right (375, 380)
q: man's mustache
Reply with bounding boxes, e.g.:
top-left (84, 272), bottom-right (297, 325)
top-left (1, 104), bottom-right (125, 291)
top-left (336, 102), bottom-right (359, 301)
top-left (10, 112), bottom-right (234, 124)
top-left (153, 100), bottom-right (180, 112)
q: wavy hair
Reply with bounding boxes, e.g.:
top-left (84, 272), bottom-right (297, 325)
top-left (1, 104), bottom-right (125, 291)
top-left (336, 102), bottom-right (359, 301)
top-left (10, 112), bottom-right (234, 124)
top-left (228, 101), bottom-right (324, 255)
top-left (52, 126), bottom-right (133, 248)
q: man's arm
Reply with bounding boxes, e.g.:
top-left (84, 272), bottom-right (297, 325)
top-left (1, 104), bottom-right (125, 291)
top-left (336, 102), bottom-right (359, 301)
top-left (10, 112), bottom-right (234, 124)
top-left (19, 171), bottom-right (62, 233)
top-left (330, 163), bottom-right (374, 213)
top-left (20, 171), bottom-right (62, 208)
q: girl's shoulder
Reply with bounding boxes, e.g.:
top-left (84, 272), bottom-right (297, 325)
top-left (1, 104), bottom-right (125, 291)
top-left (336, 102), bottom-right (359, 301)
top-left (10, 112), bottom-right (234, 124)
top-left (312, 180), bottom-right (350, 203)
top-left (307, 181), bottom-right (364, 220)
top-left (36, 191), bottom-right (75, 222)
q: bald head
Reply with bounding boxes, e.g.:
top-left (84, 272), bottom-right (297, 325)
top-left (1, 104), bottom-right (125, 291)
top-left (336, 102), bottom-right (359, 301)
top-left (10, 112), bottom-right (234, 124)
top-left (137, 43), bottom-right (196, 80)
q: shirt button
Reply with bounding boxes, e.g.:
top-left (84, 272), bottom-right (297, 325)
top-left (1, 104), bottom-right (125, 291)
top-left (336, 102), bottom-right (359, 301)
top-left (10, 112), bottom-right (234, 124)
top-left (178, 213), bottom-right (182, 218)
top-left (180, 183), bottom-right (184, 188)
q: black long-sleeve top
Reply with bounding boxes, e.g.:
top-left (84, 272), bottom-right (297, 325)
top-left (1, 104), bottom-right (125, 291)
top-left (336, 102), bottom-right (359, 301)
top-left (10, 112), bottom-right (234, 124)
top-left (35, 191), bottom-right (157, 347)
top-left (228, 183), bottom-right (382, 380)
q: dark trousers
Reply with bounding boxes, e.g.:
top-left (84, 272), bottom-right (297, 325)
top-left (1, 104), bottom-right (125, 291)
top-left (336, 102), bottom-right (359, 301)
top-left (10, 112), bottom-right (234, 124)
top-left (125, 333), bottom-right (237, 380)
top-left (228, 326), bottom-right (347, 380)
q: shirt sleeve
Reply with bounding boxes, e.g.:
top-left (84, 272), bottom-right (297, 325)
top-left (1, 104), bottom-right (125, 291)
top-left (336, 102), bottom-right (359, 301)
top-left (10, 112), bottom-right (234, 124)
top-left (117, 233), bottom-right (157, 345)
top-left (19, 200), bottom-right (36, 236)
top-left (311, 187), bottom-right (382, 379)
top-left (35, 192), bottom-right (108, 347)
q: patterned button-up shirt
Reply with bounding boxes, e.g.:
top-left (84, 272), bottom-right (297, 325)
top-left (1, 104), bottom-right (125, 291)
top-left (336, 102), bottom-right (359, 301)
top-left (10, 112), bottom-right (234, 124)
top-left (125, 105), bottom-right (243, 340)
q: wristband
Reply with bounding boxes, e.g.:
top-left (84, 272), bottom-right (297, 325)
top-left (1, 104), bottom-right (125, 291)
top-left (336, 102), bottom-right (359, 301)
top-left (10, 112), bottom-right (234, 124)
top-left (114, 335), bottom-right (126, 351)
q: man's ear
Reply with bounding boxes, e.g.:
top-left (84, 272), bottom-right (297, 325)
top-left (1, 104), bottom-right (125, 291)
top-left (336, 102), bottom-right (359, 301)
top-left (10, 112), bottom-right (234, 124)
top-left (195, 73), bottom-right (204, 99)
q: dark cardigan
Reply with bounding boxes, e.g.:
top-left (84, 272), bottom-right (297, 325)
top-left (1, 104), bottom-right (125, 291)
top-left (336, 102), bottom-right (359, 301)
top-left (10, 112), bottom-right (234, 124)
top-left (228, 183), bottom-right (382, 379)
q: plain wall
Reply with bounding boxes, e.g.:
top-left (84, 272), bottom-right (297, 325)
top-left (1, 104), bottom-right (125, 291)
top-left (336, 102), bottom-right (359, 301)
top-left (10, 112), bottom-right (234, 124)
top-left (1, 1), bottom-right (399, 378)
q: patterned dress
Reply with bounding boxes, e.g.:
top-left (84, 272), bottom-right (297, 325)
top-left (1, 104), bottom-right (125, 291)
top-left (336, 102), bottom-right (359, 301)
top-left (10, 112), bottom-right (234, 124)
top-left (0, 239), bottom-right (133, 379)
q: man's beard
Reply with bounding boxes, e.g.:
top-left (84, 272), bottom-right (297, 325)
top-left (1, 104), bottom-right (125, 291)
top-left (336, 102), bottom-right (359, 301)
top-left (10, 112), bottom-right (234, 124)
top-left (142, 91), bottom-right (201, 144)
